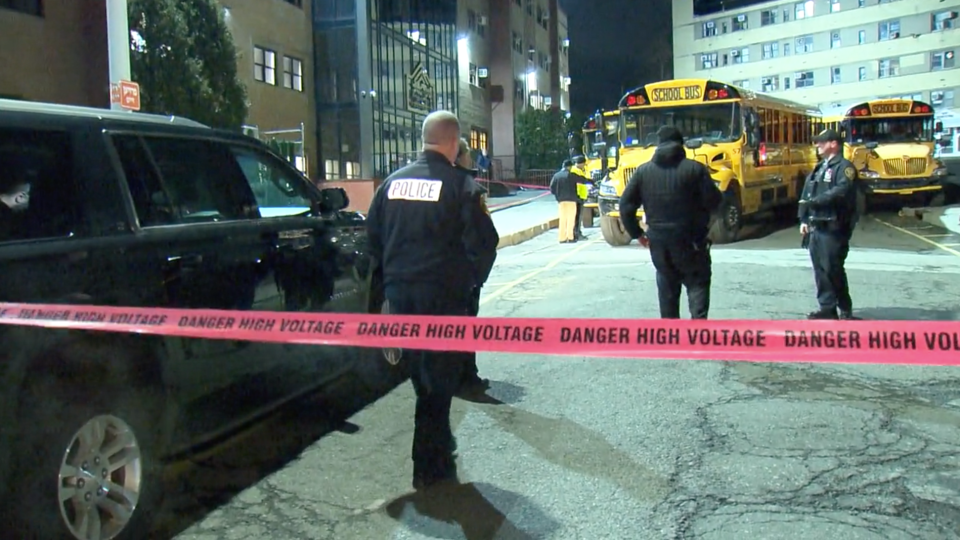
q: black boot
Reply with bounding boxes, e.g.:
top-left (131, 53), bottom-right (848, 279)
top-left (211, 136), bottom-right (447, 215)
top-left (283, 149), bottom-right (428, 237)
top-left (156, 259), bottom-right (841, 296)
top-left (807, 308), bottom-right (839, 320)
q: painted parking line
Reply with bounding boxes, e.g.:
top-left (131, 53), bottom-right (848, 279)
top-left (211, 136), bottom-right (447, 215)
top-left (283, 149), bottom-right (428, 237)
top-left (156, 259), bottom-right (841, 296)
top-left (922, 233), bottom-right (955, 238)
top-left (480, 238), bottom-right (601, 306)
top-left (874, 216), bottom-right (960, 258)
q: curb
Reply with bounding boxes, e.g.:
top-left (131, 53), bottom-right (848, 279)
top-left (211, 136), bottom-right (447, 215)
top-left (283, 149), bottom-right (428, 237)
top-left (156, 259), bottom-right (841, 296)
top-left (488, 193), bottom-right (548, 213)
top-left (497, 218), bottom-right (559, 250)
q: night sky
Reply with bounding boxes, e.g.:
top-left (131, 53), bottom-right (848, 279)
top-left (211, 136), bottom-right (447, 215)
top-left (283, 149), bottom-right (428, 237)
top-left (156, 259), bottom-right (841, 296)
top-left (559, 0), bottom-right (673, 115)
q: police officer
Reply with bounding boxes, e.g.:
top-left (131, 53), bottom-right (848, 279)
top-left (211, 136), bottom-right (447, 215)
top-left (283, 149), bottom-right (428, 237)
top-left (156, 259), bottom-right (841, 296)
top-left (455, 138), bottom-right (497, 393)
top-left (799, 128), bottom-right (860, 320)
top-left (366, 111), bottom-right (499, 490)
top-left (618, 126), bottom-right (722, 319)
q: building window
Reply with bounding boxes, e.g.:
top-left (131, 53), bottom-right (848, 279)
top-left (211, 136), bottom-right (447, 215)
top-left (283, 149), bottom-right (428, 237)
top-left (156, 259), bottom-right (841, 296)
top-left (0, 0), bottom-right (43, 16)
top-left (283, 56), bottom-right (303, 91)
top-left (831, 32), bottom-right (841, 49)
top-left (762, 42), bottom-right (779, 59)
top-left (761, 10), bottom-right (777, 25)
top-left (732, 47), bottom-right (749, 64)
top-left (470, 128), bottom-right (488, 150)
top-left (734, 79), bottom-right (750, 88)
top-left (858, 0), bottom-right (865, 6)
top-left (700, 53), bottom-right (718, 69)
top-left (783, 76), bottom-right (791, 89)
top-left (761, 76), bottom-right (779, 92)
top-left (254, 46), bottom-right (276, 85)
top-left (878, 58), bottom-right (900, 78)
top-left (795, 36), bottom-right (814, 53)
top-left (831, 67), bottom-right (841, 84)
top-left (469, 63), bottom-right (478, 85)
top-left (933, 11), bottom-right (957, 31)
top-left (931, 90), bottom-right (955, 107)
top-left (701, 21), bottom-right (718, 37)
top-left (932, 50), bottom-right (956, 70)
top-left (858, 30), bottom-right (866, 44)
top-left (831, 0), bottom-right (841, 12)
top-left (732, 14), bottom-right (748, 31)
top-left (512, 32), bottom-right (522, 53)
top-left (794, 1), bottom-right (813, 20)
top-left (859, 66), bottom-right (867, 80)
top-left (879, 20), bottom-right (900, 41)
top-left (795, 71), bottom-right (814, 88)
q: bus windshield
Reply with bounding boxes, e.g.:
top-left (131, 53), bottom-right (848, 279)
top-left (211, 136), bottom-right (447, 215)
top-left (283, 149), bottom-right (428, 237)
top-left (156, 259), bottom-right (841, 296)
top-left (620, 103), bottom-right (742, 148)
top-left (582, 131), bottom-right (599, 158)
top-left (846, 116), bottom-right (934, 144)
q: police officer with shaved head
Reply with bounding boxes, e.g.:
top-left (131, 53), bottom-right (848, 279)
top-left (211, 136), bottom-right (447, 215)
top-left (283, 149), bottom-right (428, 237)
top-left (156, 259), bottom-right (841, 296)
top-left (366, 110), bottom-right (499, 490)
top-left (799, 128), bottom-right (860, 320)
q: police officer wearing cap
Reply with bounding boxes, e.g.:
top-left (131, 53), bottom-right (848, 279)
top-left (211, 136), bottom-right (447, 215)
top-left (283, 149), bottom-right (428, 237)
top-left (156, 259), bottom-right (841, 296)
top-left (455, 138), bottom-right (497, 394)
top-left (619, 125), bottom-right (722, 319)
top-left (366, 111), bottom-right (499, 490)
top-left (799, 128), bottom-right (860, 320)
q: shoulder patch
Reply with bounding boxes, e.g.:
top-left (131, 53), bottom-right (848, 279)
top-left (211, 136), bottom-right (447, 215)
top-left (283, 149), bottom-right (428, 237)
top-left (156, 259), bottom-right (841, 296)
top-left (843, 166), bottom-right (856, 180)
top-left (387, 178), bottom-right (443, 202)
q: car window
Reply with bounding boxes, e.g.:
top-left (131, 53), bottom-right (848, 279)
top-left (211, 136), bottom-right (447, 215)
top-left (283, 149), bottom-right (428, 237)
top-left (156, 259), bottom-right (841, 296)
top-left (111, 135), bottom-right (252, 226)
top-left (0, 127), bottom-right (83, 243)
top-left (229, 146), bottom-right (315, 218)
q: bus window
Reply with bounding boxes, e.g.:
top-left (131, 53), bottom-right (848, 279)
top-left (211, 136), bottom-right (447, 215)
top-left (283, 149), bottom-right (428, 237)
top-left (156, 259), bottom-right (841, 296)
top-left (620, 103), bottom-right (743, 147)
top-left (846, 116), bottom-right (934, 144)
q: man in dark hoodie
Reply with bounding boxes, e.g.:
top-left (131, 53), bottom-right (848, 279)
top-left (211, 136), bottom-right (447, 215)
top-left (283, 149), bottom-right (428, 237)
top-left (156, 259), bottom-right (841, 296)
top-left (618, 126), bottom-right (723, 319)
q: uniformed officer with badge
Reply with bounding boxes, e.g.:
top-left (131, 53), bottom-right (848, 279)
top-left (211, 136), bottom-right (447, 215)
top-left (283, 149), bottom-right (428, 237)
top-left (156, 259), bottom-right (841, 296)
top-left (799, 128), bottom-right (861, 320)
top-left (366, 111), bottom-right (499, 490)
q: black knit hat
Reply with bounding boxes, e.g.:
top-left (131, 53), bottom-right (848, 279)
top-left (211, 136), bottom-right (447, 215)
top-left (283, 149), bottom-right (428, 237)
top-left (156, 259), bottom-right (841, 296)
top-left (657, 126), bottom-right (684, 144)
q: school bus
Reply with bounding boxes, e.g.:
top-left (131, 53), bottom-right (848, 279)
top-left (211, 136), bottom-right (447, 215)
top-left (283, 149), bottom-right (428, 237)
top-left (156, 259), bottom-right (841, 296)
top-left (595, 78), bottom-right (822, 245)
top-left (818, 99), bottom-right (950, 207)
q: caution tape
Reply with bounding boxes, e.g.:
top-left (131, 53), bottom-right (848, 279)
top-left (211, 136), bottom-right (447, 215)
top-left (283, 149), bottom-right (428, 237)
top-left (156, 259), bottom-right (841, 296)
top-left (1, 302), bottom-right (959, 366)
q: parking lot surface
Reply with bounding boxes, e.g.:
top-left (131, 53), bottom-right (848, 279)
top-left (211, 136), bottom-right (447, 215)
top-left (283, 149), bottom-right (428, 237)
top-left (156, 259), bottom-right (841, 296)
top-left (167, 208), bottom-right (960, 539)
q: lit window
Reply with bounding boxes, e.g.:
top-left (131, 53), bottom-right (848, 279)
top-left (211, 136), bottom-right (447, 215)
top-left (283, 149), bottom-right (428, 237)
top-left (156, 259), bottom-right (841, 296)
top-left (283, 56), bottom-right (303, 92)
top-left (254, 46), bottom-right (276, 85)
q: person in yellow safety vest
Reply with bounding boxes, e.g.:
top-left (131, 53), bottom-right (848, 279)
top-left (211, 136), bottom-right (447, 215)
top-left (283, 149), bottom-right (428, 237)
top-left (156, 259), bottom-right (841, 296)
top-left (570, 155), bottom-right (590, 240)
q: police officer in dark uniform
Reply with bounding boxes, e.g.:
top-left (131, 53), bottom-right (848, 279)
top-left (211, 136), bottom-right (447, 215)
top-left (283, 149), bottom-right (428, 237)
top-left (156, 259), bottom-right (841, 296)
top-left (618, 126), bottom-right (723, 319)
top-left (455, 138), bottom-right (498, 393)
top-left (366, 111), bottom-right (499, 490)
top-left (799, 128), bottom-right (860, 320)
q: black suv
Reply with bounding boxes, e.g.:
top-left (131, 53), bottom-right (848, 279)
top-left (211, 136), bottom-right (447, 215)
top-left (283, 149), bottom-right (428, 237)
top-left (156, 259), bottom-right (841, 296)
top-left (0, 99), bottom-right (385, 539)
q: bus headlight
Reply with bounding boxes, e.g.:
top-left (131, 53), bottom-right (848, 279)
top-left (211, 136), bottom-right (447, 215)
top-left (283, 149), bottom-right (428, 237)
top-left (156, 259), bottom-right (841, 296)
top-left (599, 181), bottom-right (618, 197)
top-left (860, 169), bottom-right (880, 179)
top-left (933, 166), bottom-right (949, 177)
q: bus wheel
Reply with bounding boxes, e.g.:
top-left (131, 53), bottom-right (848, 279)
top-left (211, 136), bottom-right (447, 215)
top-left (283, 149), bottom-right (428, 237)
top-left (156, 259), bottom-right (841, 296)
top-left (709, 192), bottom-right (742, 245)
top-left (600, 215), bottom-right (632, 246)
top-left (925, 191), bottom-right (945, 207)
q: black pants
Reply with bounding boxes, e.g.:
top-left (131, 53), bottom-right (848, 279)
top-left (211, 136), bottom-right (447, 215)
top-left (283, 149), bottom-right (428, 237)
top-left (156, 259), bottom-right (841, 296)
top-left (461, 287), bottom-right (481, 381)
top-left (385, 282), bottom-right (468, 480)
top-left (574, 201), bottom-right (583, 237)
top-left (648, 238), bottom-right (711, 319)
top-left (808, 228), bottom-right (852, 313)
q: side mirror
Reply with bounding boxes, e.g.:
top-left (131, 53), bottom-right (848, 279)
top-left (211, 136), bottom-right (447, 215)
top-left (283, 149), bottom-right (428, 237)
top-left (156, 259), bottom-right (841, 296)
top-left (865, 141), bottom-right (879, 150)
top-left (685, 138), bottom-right (703, 149)
top-left (939, 137), bottom-right (951, 148)
top-left (935, 121), bottom-right (943, 133)
top-left (317, 187), bottom-right (349, 213)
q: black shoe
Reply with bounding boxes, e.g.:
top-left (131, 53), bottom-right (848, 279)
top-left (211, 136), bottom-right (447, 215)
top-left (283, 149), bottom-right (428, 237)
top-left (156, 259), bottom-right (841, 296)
top-left (413, 456), bottom-right (458, 491)
top-left (459, 375), bottom-right (490, 392)
top-left (839, 311), bottom-right (860, 320)
top-left (807, 308), bottom-right (839, 320)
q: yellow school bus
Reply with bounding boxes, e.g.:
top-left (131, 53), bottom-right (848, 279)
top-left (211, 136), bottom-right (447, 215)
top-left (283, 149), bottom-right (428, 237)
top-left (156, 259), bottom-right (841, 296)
top-left (582, 110), bottom-right (619, 180)
top-left (596, 78), bottom-right (822, 245)
top-left (819, 99), bottom-right (950, 207)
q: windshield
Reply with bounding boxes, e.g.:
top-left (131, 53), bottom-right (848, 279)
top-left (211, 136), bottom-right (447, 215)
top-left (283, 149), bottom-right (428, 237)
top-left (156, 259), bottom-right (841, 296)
top-left (620, 103), bottom-right (742, 148)
top-left (582, 130), bottom-right (600, 159)
top-left (846, 116), bottom-right (934, 144)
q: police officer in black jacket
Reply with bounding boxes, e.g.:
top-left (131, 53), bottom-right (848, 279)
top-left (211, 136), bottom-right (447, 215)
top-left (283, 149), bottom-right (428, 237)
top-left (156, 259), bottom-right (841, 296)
top-left (455, 138), bottom-right (498, 393)
top-left (366, 111), bottom-right (499, 490)
top-left (799, 128), bottom-right (860, 320)
top-left (619, 126), bottom-right (723, 319)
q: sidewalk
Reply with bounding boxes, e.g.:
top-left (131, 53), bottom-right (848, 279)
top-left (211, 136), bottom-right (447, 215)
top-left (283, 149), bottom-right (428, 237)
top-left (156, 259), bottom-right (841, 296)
top-left (490, 195), bottom-right (559, 249)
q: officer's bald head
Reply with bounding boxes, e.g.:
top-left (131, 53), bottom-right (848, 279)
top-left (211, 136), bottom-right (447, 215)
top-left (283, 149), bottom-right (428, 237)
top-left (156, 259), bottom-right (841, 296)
top-left (421, 111), bottom-right (461, 163)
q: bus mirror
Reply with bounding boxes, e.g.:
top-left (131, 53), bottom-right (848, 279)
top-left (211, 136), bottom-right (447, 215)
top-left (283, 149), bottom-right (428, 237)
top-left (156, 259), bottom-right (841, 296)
top-left (865, 141), bottom-right (879, 150)
top-left (935, 121), bottom-right (943, 133)
top-left (685, 138), bottom-right (704, 150)
top-left (939, 137), bottom-right (951, 148)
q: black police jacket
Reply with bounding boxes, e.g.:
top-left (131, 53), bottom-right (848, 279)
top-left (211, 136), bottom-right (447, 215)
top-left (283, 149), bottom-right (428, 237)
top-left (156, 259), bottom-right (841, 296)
top-left (366, 150), bottom-right (499, 292)
top-left (618, 141), bottom-right (722, 242)
top-left (798, 154), bottom-right (859, 231)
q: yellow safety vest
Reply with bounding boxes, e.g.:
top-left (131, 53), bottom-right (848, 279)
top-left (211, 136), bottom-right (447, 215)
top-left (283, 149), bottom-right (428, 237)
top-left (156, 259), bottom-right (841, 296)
top-left (571, 165), bottom-right (589, 200)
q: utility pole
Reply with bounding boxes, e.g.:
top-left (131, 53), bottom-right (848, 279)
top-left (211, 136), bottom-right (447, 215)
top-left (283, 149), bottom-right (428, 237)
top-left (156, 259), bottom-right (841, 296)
top-left (106, 0), bottom-right (132, 111)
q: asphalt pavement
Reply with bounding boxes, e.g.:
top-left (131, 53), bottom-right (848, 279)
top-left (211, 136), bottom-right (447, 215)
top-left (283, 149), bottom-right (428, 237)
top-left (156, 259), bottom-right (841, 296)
top-left (167, 207), bottom-right (960, 539)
